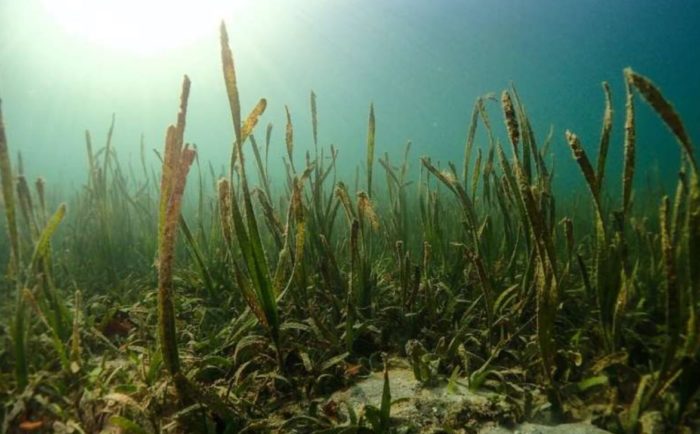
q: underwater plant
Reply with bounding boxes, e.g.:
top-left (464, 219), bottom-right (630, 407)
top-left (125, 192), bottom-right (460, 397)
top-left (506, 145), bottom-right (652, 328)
top-left (0, 20), bottom-right (699, 434)
top-left (155, 75), bottom-right (196, 394)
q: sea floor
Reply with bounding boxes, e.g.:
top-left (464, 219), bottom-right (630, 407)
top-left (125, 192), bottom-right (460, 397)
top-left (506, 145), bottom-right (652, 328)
top-left (294, 359), bottom-right (612, 433)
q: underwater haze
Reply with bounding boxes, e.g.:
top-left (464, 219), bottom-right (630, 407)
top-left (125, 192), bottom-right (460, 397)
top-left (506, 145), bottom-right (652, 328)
top-left (3, 1), bottom-right (700, 433)
top-left (1, 0), bottom-right (699, 190)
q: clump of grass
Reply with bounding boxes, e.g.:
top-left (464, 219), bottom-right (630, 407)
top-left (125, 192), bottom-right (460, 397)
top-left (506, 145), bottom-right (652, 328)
top-left (218, 22), bottom-right (306, 372)
top-left (2, 100), bottom-right (70, 397)
top-left (0, 99), bottom-right (20, 279)
top-left (153, 74), bottom-right (240, 423)
top-left (503, 89), bottom-right (559, 408)
top-left (0, 100), bottom-right (28, 394)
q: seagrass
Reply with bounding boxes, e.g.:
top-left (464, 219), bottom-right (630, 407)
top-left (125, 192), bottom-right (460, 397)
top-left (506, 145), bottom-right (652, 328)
top-left (250, 135), bottom-right (273, 202)
top-left (596, 82), bottom-right (613, 191)
top-left (335, 181), bottom-right (356, 223)
top-left (565, 131), bottom-right (600, 208)
top-left (157, 75), bottom-right (196, 381)
top-left (366, 103), bottom-right (376, 198)
top-left (659, 195), bottom-right (681, 375)
top-left (0, 99), bottom-right (31, 393)
top-left (241, 99), bottom-right (267, 145)
top-left (622, 75), bottom-right (636, 215)
top-left (256, 186), bottom-right (284, 248)
top-left (471, 148), bottom-right (482, 200)
top-left (357, 191), bottom-right (379, 231)
top-left (1, 18), bottom-right (699, 431)
top-left (511, 86), bottom-right (539, 183)
top-left (285, 105), bottom-right (295, 173)
top-left (501, 90), bottom-right (519, 150)
top-left (29, 203), bottom-right (66, 270)
top-left (500, 91), bottom-right (560, 395)
top-left (625, 68), bottom-right (697, 172)
top-left (35, 177), bottom-right (46, 224)
top-left (220, 22), bottom-right (242, 149)
top-left (311, 90), bottom-right (318, 149)
top-left (567, 125), bottom-right (617, 349)
top-left (16, 175), bottom-right (38, 240)
top-left (464, 247), bottom-right (494, 333)
top-left (70, 289), bottom-right (81, 367)
top-left (670, 167), bottom-right (687, 242)
top-left (625, 68), bottom-right (700, 368)
top-left (462, 100), bottom-right (480, 185)
top-left (0, 99), bottom-right (20, 276)
top-left (347, 218), bottom-right (361, 350)
top-left (687, 174), bottom-right (700, 357)
top-left (218, 178), bottom-right (234, 248)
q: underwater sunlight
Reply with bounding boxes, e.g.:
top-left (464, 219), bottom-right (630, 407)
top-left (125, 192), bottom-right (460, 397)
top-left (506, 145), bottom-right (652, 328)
top-left (42, 0), bottom-right (249, 56)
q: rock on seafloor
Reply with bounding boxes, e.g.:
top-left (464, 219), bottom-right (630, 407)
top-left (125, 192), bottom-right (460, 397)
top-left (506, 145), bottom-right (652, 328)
top-left (327, 360), bottom-right (611, 433)
top-left (479, 422), bottom-right (611, 434)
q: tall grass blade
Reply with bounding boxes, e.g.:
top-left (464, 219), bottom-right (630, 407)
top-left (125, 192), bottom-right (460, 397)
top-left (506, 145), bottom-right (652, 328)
top-left (220, 22), bottom-right (242, 149)
top-left (659, 196), bottom-right (681, 377)
top-left (285, 105), bottom-right (296, 174)
top-left (241, 98), bottom-right (267, 145)
top-left (30, 203), bottom-right (66, 269)
top-left (596, 82), bottom-right (613, 191)
top-left (501, 90), bottom-right (520, 150)
top-left (367, 103), bottom-right (376, 198)
top-left (625, 68), bottom-right (697, 172)
top-left (157, 76), bottom-right (195, 387)
top-left (0, 99), bottom-right (21, 276)
top-left (462, 100), bottom-right (479, 187)
top-left (622, 75), bottom-right (636, 215)
top-left (311, 90), bottom-right (318, 150)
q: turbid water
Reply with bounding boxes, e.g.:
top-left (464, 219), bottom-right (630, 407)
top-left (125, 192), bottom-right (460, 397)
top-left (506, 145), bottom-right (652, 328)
top-left (1, 1), bottom-right (699, 433)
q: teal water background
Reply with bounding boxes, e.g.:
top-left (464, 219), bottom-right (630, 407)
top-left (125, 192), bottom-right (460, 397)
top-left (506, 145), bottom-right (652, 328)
top-left (1, 0), bottom-right (698, 194)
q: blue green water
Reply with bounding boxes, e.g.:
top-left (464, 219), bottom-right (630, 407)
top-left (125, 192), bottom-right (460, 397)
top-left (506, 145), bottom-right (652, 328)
top-left (1, 0), bottom-right (698, 192)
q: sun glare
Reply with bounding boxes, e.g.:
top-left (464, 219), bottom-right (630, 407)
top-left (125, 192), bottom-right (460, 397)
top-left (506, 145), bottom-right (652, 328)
top-left (42, 0), bottom-right (246, 56)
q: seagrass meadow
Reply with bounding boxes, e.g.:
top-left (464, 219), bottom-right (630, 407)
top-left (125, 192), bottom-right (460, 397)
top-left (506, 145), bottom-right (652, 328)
top-left (1, 12), bottom-right (700, 434)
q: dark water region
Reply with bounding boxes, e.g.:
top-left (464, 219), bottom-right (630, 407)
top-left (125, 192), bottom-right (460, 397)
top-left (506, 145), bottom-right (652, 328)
top-left (1, 1), bottom-right (700, 433)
